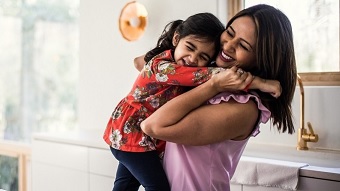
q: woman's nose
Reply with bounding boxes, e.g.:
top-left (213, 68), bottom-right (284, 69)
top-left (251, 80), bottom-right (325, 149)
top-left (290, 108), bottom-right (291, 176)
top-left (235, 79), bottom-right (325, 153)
top-left (224, 39), bottom-right (236, 52)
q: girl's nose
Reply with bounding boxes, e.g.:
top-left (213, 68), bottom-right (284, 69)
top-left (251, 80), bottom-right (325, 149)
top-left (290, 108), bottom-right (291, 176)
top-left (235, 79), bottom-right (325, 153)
top-left (188, 54), bottom-right (198, 66)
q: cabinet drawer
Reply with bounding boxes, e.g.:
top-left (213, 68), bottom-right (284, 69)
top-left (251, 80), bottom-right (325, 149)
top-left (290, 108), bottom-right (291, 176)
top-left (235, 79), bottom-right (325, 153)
top-left (89, 147), bottom-right (118, 177)
top-left (32, 162), bottom-right (88, 191)
top-left (230, 183), bottom-right (242, 191)
top-left (90, 174), bottom-right (114, 191)
top-left (32, 139), bottom-right (88, 171)
top-left (243, 185), bottom-right (285, 191)
top-left (298, 176), bottom-right (340, 191)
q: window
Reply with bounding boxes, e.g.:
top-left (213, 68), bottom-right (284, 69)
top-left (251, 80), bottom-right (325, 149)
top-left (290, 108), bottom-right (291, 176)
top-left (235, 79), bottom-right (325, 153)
top-left (229, 0), bottom-right (340, 85)
top-left (0, 0), bottom-right (79, 142)
top-left (1, 1), bottom-right (79, 190)
top-left (0, 155), bottom-right (18, 191)
top-left (244, 0), bottom-right (339, 73)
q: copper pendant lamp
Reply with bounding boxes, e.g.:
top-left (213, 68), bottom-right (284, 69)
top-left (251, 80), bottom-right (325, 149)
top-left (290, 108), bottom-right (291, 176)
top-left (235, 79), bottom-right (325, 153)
top-left (119, 1), bottom-right (148, 41)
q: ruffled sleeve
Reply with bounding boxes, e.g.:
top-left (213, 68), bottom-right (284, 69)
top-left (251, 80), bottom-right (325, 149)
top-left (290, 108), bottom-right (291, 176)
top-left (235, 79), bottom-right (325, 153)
top-left (208, 92), bottom-right (271, 137)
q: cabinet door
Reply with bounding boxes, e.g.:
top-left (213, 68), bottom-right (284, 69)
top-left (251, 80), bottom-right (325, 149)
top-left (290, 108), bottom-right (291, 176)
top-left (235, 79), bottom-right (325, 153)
top-left (88, 148), bottom-right (145, 191)
top-left (298, 177), bottom-right (340, 191)
top-left (90, 174), bottom-right (114, 191)
top-left (32, 162), bottom-right (88, 191)
top-left (230, 183), bottom-right (242, 191)
top-left (89, 147), bottom-right (118, 177)
top-left (32, 140), bottom-right (88, 171)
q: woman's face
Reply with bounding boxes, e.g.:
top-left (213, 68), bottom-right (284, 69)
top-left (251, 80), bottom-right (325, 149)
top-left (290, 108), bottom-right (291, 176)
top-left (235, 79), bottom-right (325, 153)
top-left (215, 16), bottom-right (257, 70)
top-left (173, 34), bottom-right (216, 67)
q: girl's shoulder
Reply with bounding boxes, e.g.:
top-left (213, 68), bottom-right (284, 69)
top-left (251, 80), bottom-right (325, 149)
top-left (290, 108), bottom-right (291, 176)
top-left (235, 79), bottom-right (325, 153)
top-left (149, 49), bottom-right (173, 63)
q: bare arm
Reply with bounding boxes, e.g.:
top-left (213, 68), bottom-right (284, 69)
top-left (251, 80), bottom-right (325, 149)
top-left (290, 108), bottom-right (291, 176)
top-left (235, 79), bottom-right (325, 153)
top-left (141, 67), bottom-right (258, 145)
top-left (134, 54), bottom-right (146, 71)
top-left (134, 54), bottom-right (281, 97)
top-left (249, 76), bottom-right (281, 98)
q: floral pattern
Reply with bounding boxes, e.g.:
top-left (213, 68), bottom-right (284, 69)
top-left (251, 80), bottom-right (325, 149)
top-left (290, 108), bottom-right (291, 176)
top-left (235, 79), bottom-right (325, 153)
top-left (103, 50), bottom-right (224, 153)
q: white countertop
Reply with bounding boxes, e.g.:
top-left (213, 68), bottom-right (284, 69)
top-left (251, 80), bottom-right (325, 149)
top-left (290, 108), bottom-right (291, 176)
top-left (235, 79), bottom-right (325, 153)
top-left (33, 129), bottom-right (109, 149)
top-left (33, 129), bottom-right (340, 182)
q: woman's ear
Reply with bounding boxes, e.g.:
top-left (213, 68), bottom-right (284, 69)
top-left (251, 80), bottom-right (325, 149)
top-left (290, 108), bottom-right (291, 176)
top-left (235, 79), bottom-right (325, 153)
top-left (172, 32), bottom-right (180, 46)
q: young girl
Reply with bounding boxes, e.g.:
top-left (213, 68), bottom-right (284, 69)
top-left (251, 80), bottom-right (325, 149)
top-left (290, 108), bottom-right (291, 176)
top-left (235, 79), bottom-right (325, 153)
top-left (103, 12), bottom-right (225, 191)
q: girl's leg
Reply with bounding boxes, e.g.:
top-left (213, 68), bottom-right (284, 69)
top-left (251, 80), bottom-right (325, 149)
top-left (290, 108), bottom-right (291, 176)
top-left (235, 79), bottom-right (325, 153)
top-left (110, 147), bottom-right (170, 191)
top-left (113, 162), bottom-right (141, 191)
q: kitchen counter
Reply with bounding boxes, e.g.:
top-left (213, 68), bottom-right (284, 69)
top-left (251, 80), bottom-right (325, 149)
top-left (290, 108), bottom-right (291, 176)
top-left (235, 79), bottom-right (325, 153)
top-left (243, 142), bottom-right (340, 182)
top-left (33, 129), bottom-right (340, 182)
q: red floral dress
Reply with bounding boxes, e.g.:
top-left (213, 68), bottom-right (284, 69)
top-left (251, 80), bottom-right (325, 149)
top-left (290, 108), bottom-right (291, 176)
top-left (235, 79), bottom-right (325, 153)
top-left (103, 50), bottom-right (224, 155)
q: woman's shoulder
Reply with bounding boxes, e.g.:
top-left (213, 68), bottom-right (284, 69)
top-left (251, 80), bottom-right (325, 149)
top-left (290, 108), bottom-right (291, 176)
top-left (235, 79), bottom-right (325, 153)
top-left (208, 92), bottom-right (271, 124)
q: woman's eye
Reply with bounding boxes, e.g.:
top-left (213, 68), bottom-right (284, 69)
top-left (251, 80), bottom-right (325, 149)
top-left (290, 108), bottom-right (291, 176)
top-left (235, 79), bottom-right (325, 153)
top-left (226, 29), bottom-right (234, 37)
top-left (240, 44), bottom-right (250, 51)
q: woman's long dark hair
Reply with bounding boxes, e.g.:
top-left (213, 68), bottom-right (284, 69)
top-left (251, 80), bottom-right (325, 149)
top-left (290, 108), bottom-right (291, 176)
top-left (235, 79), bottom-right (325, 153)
top-left (144, 12), bottom-right (224, 63)
top-left (227, 4), bottom-right (297, 134)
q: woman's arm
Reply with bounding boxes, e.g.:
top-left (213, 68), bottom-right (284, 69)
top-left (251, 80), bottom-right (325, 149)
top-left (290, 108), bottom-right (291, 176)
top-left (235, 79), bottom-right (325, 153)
top-left (134, 54), bottom-right (146, 71)
top-left (141, 68), bottom-right (258, 145)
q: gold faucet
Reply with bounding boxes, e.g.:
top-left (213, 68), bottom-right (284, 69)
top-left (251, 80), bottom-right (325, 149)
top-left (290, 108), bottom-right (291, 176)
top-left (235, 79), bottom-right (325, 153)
top-left (296, 75), bottom-right (319, 150)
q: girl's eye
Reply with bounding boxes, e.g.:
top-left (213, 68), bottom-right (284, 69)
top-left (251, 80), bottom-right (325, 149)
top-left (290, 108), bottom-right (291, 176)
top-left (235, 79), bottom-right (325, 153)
top-left (186, 45), bottom-right (194, 51)
top-left (200, 55), bottom-right (209, 61)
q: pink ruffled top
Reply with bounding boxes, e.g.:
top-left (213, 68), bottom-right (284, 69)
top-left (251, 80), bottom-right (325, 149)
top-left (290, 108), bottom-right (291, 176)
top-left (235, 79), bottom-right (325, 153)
top-left (163, 92), bottom-right (271, 191)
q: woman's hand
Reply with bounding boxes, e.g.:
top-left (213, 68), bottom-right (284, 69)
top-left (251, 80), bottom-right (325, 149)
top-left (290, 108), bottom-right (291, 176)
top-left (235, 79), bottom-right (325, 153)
top-left (210, 66), bottom-right (254, 93)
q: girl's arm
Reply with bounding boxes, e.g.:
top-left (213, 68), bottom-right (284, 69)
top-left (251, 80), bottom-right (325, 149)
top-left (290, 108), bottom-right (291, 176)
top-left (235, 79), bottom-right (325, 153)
top-left (248, 75), bottom-right (281, 98)
top-left (144, 50), bottom-right (230, 87)
top-left (134, 55), bottom-right (281, 97)
top-left (140, 67), bottom-right (258, 145)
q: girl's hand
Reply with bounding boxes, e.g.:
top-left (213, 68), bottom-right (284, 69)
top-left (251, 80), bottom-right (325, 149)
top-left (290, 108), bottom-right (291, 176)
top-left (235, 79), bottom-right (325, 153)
top-left (257, 79), bottom-right (282, 98)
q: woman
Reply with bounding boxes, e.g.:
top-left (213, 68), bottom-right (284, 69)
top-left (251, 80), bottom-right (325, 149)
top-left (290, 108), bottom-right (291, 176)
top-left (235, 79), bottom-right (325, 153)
top-left (141, 4), bottom-right (297, 191)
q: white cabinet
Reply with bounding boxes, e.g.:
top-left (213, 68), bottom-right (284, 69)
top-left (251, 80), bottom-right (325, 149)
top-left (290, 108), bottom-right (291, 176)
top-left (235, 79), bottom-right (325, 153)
top-left (89, 147), bottom-right (118, 177)
top-left (32, 162), bottom-right (88, 191)
top-left (33, 132), bottom-right (339, 191)
top-left (88, 147), bottom-right (117, 191)
top-left (298, 176), bottom-right (339, 191)
top-left (243, 185), bottom-right (286, 191)
top-left (230, 183), bottom-right (242, 191)
top-left (32, 140), bottom-right (89, 191)
top-left (232, 177), bottom-right (340, 191)
top-left (90, 174), bottom-right (114, 191)
top-left (32, 135), bottom-right (145, 191)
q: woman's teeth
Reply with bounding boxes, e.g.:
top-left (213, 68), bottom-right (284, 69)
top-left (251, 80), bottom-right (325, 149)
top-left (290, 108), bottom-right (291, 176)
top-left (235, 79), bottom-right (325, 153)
top-left (221, 51), bottom-right (233, 61)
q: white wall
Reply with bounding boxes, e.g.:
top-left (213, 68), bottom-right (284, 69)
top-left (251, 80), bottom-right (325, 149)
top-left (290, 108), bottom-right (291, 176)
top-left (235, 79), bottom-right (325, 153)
top-left (79, 0), bottom-right (224, 130)
top-left (249, 86), bottom-right (340, 151)
top-left (79, 0), bottom-right (340, 151)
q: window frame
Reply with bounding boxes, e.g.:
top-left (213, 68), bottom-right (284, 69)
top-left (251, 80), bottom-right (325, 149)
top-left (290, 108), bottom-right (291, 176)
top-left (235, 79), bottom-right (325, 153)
top-left (227, 0), bottom-right (340, 86)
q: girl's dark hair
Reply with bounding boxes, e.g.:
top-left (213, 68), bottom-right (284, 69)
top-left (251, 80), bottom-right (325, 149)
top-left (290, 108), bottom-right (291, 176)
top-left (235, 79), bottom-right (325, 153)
top-left (144, 12), bottom-right (224, 62)
top-left (227, 4), bottom-right (297, 134)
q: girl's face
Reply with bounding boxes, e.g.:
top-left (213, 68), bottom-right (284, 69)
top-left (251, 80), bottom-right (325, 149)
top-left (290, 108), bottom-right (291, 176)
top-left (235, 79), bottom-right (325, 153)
top-left (173, 34), bottom-right (216, 67)
top-left (216, 16), bottom-right (257, 70)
